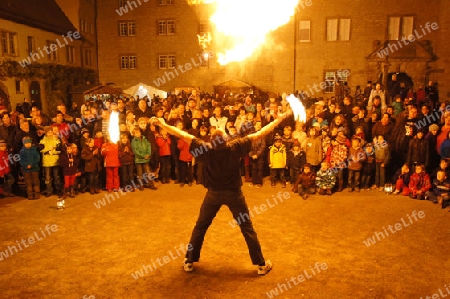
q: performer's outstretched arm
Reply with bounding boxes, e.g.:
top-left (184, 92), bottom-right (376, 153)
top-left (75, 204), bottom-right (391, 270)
top-left (247, 109), bottom-right (292, 142)
top-left (150, 118), bottom-right (195, 144)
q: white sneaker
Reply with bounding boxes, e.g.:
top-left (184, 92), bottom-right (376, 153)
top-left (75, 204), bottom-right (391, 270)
top-left (257, 260), bottom-right (273, 275)
top-left (183, 258), bottom-right (194, 272)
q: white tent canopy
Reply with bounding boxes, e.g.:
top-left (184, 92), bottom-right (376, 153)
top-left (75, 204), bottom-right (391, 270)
top-left (123, 83), bottom-right (168, 99)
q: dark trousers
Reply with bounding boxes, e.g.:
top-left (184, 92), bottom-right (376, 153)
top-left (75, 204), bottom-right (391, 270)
top-left (251, 157), bottom-right (264, 185)
top-left (348, 170), bottom-right (361, 189)
top-left (120, 164), bottom-right (134, 188)
top-left (185, 189), bottom-right (265, 265)
top-left (44, 166), bottom-right (61, 194)
top-left (160, 156), bottom-right (171, 182)
top-left (23, 171), bottom-right (40, 197)
top-left (270, 168), bottom-right (285, 184)
top-left (298, 185), bottom-right (315, 196)
top-left (361, 173), bottom-right (372, 189)
top-left (1, 173), bottom-right (15, 193)
top-left (88, 171), bottom-right (99, 189)
top-left (290, 168), bottom-right (300, 185)
top-left (179, 160), bottom-right (193, 184)
top-left (375, 163), bottom-right (386, 187)
top-left (196, 160), bottom-right (204, 184)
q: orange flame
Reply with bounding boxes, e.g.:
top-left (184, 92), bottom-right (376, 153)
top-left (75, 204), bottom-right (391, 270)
top-left (194, 0), bottom-right (301, 65)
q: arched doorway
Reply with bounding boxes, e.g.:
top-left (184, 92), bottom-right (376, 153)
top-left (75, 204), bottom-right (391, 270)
top-left (30, 81), bottom-right (41, 109)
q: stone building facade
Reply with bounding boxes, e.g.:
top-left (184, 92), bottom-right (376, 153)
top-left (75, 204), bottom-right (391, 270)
top-left (97, 0), bottom-right (450, 100)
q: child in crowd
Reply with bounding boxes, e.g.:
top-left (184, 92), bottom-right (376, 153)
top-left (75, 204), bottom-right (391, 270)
top-left (292, 163), bottom-right (316, 199)
top-left (347, 136), bottom-right (366, 192)
top-left (118, 133), bottom-right (135, 191)
top-left (361, 142), bottom-right (376, 190)
top-left (408, 164), bottom-right (431, 200)
top-left (373, 135), bottom-right (390, 191)
top-left (329, 134), bottom-right (348, 192)
top-left (249, 121), bottom-right (265, 188)
top-left (178, 135), bottom-right (193, 187)
top-left (101, 137), bottom-right (121, 192)
top-left (70, 143), bottom-right (84, 194)
top-left (305, 126), bottom-right (323, 171)
top-left (81, 138), bottom-right (102, 194)
top-left (19, 137), bottom-right (41, 200)
top-left (80, 128), bottom-right (90, 149)
top-left (292, 122), bottom-right (307, 148)
top-left (131, 128), bottom-right (156, 191)
top-left (0, 140), bottom-right (14, 197)
top-left (315, 161), bottom-right (336, 195)
top-left (59, 143), bottom-right (80, 198)
top-left (40, 126), bottom-right (62, 197)
top-left (94, 130), bottom-right (105, 190)
top-left (282, 126), bottom-right (294, 151)
top-left (286, 140), bottom-right (306, 185)
top-left (393, 164), bottom-right (411, 195)
top-left (156, 128), bottom-right (172, 184)
top-left (269, 136), bottom-right (287, 188)
top-left (425, 169), bottom-right (450, 208)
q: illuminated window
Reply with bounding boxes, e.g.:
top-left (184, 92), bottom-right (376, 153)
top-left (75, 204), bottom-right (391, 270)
top-left (299, 20), bottom-right (310, 42)
top-left (121, 55), bottom-right (137, 69)
top-left (327, 18), bottom-right (351, 41)
top-left (388, 16), bottom-right (414, 40)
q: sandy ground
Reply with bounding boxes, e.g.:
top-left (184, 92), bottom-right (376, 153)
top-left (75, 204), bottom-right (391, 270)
top-left (0, 178), bottom-right (449, 299)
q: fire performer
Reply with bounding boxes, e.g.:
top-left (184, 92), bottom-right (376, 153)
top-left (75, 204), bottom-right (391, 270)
top-left (150, 102), bottom-right (295, 275)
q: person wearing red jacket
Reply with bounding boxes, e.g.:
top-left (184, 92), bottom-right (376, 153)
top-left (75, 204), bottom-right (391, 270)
top-left (101, 138), bottom-right (121, 192)
top-left (155, 128), bottom-right (172, 184)
top-left (0, 140), bottom-right (14, 197)
top-left (408, 164), bottom-right (432, 200)
top-left (178, 135), bottom-right (193, 187)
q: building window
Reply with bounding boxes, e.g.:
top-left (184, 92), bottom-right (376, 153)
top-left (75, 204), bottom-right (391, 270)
top-left (158, 20), bottom-right (175, 35)
top-left (84, 49), bottom-right (92, 66)
top-left (118, 0), bottom-right (127, 7)
top-left (326, 18), bottom-right (351, 41)
top-left (46, 41), bottom-right (58, 61)
top-left (388, 16), bottom-right (414, 40)
top-left (158, 55), bottom-right (175, 69)
top-left (15, 80), bottom-right (22, 93)
top-left (324, 70), bottom-right (350, 93)
top-left (158, 0), bottom-right (174, 5)
top-left (67, 46), bottom-right (76, 63)
top-left (298, 20), bottom-right (310, 42)
top-left (120, 55), bottom-right (137, 69)
top-left (199, 21), bottom-right (209, 35)
top-left (119, 21), bottom-right (135, 36)
top-left (1, 31), bottom-right (18, 55)
top-left (27, 36), bottom-right (35, 54)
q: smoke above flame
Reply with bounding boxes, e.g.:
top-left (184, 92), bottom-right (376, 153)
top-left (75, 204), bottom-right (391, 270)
top-left (194, 0), bottom-right (300, 65)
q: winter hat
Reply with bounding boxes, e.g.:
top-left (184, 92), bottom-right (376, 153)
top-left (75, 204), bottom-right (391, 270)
top-left (44, 126), bottom-right (53, 134)
top-left (81, 128), bottom-right (90, 135)
top-left (0, 140), bottom-right (6, 145)
top-left (336, 135), bottom-right (346, 144)
top-left (292, 140), bottom-right (301, 148)
top-left (304, 163), bottom-right (311, 169)
top-left (429, 124), bottom-right (439, 132)
top-left (22, 136), bottom-right (32, 144)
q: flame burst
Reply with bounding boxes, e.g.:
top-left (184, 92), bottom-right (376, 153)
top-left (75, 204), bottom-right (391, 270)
top-left (286, 94), bottom-right (306, 123)
top-left (108, 111), bottom-right (120, 144)
top-left (205, 0), bottom-right (300, 65)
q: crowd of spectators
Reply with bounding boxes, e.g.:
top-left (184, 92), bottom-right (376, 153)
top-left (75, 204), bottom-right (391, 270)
top-left (0, 77), bottom-right (448, 211)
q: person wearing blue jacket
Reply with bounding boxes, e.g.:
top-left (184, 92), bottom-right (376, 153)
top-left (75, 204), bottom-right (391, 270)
top-left (19, 136), bottom-right (41, 200)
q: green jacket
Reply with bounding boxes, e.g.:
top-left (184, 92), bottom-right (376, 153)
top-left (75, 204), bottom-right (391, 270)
top-left (131, 136), bottom-right (151, 164)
